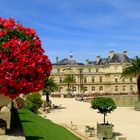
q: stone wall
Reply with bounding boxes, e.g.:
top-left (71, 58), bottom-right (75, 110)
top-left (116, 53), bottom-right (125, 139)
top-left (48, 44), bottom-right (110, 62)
top-left (106, 95), bottom-right (137, 107)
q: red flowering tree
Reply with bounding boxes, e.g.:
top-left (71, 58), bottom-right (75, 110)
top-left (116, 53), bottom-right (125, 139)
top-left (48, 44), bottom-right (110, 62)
top-left (0, 17), bottom-right (52, 99)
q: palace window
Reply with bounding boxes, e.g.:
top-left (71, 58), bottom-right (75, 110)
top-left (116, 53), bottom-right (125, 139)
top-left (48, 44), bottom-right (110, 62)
top-left (123, 86), bottom-right (126, 91)
top-left (96, 69), bottom-right (98, 72)
top-left (130, 85), bottom-right (133, 91)
top-left (115, 77), bottom-right (118, 82)
top-left (115, 86), bottom-right (118, 91)
top-left (73, 76), bottom-right (76, 82)
top-left (73, 87), bottom-right (77, 92)
top-left (83, 77), bottom-right (87, 83)
top-left (92, 86), bottom-right (95, 91)
top-left (100, 77), bottom-right (102, 83)
top-left (84, 86), bottom-right (88, 92)
top-left (92, 77), bottom-right (95, 83)
top-left (99, 86), bottom-right (103, 91)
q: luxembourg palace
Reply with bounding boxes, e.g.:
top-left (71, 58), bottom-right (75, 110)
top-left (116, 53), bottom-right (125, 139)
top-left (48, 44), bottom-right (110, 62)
top-left (50, 51), bottom-right (137, 95)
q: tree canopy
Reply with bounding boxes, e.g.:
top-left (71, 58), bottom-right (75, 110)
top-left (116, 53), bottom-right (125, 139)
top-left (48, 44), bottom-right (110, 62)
top-left (121, 56), bottom-right (140, 101)
top-left (63, 74), bottom-right (75, 95)
top-left (91, 97), bottom-right (116, 124)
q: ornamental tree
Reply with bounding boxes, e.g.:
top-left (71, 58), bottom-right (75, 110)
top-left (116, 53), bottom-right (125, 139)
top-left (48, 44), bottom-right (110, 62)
top-left (91, 97), bottom-right (116, 124)
top-left (0, 17), bottom-right (52, 99)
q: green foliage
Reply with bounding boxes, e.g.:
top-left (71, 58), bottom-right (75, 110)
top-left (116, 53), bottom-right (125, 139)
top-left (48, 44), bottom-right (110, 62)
top-left (121, 56), bottom-right (140, 78)
top-left (121, 56), bottom-right (140, 101)
top-left (63, 74), bottom-right (75, 95)
top-left (44, 77), bottom-right (59, 93)
top-left (91, 97), bottom-right (116, 124)
top-left (63, 74), bottom-right (75, 84)
top-left (25, 92), bottom-right (42, 113)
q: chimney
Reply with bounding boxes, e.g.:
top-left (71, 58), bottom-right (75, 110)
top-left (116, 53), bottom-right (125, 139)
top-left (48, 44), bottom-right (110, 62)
top-left (85, 59), bottom-right (89, 65)
top-left (122, 51), bottom-right (127, 55)
top-left (109, 51), bottom-right (114, 59)
top-left (96, 55), bottom-right (101, 63)
top-left (56, 56), bottom-right (58, 64)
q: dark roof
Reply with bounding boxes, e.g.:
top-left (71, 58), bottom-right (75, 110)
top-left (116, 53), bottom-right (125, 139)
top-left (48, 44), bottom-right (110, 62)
top-left (52, 52), bottom-right (130, 66)
top-left (108, 53), bottom-right (130, 63)
top-left (52, 58), bottom-right (84, 65)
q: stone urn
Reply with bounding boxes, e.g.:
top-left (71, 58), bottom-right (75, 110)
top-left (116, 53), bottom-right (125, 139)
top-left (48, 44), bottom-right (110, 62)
top-left (97, 123), bottom-right (114, 139)
top-left (0, 94), bottom-right (11, 134)
top-left (0, 94), bottom-right (11, 109)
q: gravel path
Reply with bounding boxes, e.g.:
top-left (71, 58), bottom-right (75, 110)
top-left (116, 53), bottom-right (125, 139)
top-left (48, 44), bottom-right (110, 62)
top-left (0, 135), bottom-right (25, 140)
top-left (42, 97), bottom-right (140, 140)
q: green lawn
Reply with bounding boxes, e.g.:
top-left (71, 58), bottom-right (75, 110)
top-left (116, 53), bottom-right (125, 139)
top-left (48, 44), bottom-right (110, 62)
top-left (18, 109), bottom-right (81, 140)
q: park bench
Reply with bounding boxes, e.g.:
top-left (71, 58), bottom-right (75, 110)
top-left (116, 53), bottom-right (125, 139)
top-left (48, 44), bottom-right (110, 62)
top-left (85, 125), bottom-right (95, 137)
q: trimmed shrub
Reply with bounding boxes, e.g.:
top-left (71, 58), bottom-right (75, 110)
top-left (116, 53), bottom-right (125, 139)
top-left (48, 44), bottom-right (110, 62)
top-left (25, 92), bottom-right (42, 113)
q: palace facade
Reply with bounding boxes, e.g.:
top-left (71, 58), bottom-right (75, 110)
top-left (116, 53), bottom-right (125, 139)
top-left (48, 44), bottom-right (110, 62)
top-left (50, 51), bottom-right (137, 95)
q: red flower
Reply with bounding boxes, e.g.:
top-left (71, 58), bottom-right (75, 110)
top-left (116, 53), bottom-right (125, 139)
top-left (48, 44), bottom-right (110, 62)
top-left (36, 66), bottom-right (43, 73)
top-left (9, 80), bottom-right (17, 86)
top-left (0, 17), bottom-right (52, 99)
top-left (28, 28), bottom-right (36, 35)
top-left (21, 67), bottom-right (28, 75)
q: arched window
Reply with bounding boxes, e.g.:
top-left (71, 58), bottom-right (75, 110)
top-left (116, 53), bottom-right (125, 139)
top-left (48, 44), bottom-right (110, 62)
top-left (84, 86), bottom-right (88, 93)
top-left (92, 86), bottom-right (95, 91)
top-left (73, 87), bottom-right (77, 92)
top-left (99, 86), bottom-right (103, 91)
top-left (59, 87), bottom-right (63, 93)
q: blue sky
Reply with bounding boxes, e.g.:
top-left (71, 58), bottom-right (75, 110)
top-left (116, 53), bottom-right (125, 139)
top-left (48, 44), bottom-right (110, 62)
top-left (1, 0), bottom-right (140, 63)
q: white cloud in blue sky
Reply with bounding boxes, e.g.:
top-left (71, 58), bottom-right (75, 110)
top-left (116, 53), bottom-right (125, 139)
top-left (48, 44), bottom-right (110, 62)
top-left (1, 0), bottom-right (140, 62)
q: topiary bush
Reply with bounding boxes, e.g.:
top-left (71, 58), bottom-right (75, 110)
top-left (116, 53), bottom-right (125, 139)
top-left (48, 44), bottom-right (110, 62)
top-left (91, 97), bottom-right (117, 124)
top-left (25, 92), bottom-right (42, 113)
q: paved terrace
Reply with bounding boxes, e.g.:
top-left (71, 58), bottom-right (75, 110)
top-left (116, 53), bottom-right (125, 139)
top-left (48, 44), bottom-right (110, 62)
top-left (42, 96), bottom-right (140, 140)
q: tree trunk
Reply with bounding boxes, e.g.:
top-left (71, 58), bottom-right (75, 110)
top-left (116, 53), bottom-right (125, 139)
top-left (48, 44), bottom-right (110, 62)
top-left (46, 92), bottom-right (49, 102)
top-left (138, 75), bottom-right (140, 101)
top-left (68, 82), bottom-right (70, 95)
top-left (103, 113), bottom-right (106, 124)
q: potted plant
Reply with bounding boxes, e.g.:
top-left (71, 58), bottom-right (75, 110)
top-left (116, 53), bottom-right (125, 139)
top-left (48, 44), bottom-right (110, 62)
top-left (0, 17), bottom-right (51, 132)
top-left (91, 97), bottom-right (117, 139)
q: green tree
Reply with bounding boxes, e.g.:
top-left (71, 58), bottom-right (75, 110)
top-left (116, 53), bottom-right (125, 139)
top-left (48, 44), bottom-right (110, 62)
top-left (91, 97), bottom-right (116, 124)
top-left (44, 77), bottom-right (59, 102)
top-left (121, 56), bottom-right (140, 101)
top-left (63, 74), bottom-right (75, 96)
top-left (25, 92), bottom-right (42, 113)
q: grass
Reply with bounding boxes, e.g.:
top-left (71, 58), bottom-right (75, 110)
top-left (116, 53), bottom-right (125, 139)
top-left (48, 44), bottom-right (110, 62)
top-left (18, 109), bottom-right (81, 140)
